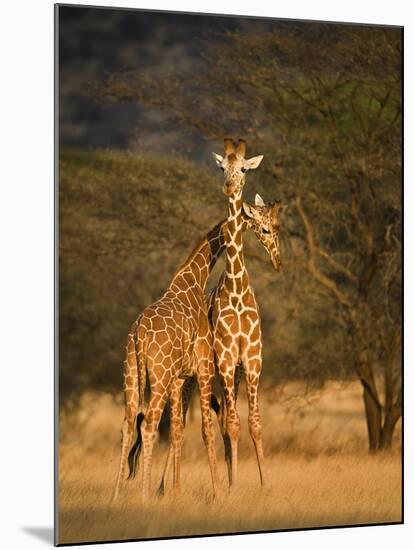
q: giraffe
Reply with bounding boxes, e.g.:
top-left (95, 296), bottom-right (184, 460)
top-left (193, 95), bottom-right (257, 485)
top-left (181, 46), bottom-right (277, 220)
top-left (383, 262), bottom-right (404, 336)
top-left (210, 138), bottom-right (282, 489)
top-left (157, 194), bottom-right (283, 496)
top-left (112, 220), bottom-right (228, 501)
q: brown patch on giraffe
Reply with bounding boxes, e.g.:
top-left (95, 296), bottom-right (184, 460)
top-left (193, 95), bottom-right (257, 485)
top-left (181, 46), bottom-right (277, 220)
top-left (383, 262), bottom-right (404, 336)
top-left (151, 317), bottom-right (164, 331)
top-left (243, 292), bottom-right (258, 308)
top-left (228, 200), bottom-right (240, 217)
top-left (125, 375), bottom-right (134, 387)
top-left (233, 256), bottom-right (242, 275)
top-left (227, 244), bottom-right (237, 258)
top-left (241, 338), bottom-right (261, 357)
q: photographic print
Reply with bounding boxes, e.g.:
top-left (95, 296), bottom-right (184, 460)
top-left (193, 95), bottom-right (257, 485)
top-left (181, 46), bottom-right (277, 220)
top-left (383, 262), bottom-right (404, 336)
top-left (56, 4), bottom-right (403, 545)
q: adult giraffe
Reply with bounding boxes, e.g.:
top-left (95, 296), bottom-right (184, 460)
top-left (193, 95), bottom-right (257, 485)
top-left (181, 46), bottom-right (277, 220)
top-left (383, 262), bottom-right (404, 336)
top-left (112, 222), bottom-right (225, 501)
top-left (210, 138), bottom-right (281, 488)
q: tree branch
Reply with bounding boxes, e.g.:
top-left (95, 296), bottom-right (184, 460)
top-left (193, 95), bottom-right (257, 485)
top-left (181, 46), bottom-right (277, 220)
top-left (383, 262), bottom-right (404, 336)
top-left (295, 197), bottom-right (353, 312)
top-left (316, 247), bottom-right (359, 286)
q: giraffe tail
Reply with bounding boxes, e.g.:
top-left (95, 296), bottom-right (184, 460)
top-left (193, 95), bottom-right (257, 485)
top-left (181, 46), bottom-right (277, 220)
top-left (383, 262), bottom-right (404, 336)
top-left (127, 318), bottom-right (147, 480)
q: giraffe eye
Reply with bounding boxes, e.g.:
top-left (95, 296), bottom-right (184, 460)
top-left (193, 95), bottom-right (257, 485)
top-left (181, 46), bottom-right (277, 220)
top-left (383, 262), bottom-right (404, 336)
top-left (220, 166), bottom-right (225, 172)
top-left (262, 228), bottom-right (270, 234)
top-left (241, 167), bottom-right (246, 173)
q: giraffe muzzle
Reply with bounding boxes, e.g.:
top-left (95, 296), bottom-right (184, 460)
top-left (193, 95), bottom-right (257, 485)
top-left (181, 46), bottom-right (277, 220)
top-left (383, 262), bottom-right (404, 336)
top-left (223, 180), bottom-right (242, 196)
top-left (223, 183), bottom-right (234, 196)
top-left (272, 254), bottom-right (282, 272)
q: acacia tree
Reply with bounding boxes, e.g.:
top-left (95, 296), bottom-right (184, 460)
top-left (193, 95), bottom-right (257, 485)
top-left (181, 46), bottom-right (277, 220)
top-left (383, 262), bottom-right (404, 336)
top-left (94, 23), bottom-right (402, 451)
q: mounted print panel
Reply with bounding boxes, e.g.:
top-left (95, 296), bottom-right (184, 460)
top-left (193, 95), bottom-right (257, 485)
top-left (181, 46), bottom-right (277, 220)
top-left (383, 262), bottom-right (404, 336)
top-left (56, 4), bottom-right (403, 545)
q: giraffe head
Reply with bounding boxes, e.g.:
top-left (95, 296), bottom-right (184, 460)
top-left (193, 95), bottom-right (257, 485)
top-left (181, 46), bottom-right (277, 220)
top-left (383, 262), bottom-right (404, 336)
top-left (212, 138), bottom-right (264, 197)
top-left (242, 193), bottom-right (283, 272)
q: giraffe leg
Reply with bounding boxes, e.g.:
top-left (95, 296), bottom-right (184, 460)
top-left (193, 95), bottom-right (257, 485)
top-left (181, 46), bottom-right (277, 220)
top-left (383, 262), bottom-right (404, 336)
top-left (244, 361), bottom-right (265, 486)
top-left (221, 363), bottom-right (243, 486)
top-left (112, 327), bottom-right (139, 502)
top-left (218, 360), bottom-right (240, 488)
top-left (112, 403), bottom-right (137, 501)
top-left (157, 377), bottom-right (196, 496)
top-left (141, 391), bottom-right (169, 501)
top-left (218, 397), bottom-right (232, 485)
top-left (225, 386), bottom-right (240, 488)
top-left (170, 377), bottom-right (185, 491)
top-left (197, 365), bottom-right (218, 498)
top-left (157, 442), bottom-right (173, 497)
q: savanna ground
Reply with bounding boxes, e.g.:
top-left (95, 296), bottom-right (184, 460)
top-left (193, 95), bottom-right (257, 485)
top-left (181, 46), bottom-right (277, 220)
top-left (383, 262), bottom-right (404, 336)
top-left (58, 381), bottom-right (402, 545)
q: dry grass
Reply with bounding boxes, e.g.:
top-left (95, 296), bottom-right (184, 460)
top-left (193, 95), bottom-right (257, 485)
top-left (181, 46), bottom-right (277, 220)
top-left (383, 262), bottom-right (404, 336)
top-left (58, 381), bottom-right (402, 545)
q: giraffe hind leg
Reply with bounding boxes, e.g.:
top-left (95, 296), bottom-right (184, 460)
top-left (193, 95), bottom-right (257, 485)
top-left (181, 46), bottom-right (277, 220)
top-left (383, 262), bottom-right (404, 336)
top-left (157, 376), bottom-right (196, 497)
top-left (112, 412), bottom-right (135, 502)
top-left (210, 393), bottom-right (220, 417)
top-left (127, 412), bottom-right (145, 480)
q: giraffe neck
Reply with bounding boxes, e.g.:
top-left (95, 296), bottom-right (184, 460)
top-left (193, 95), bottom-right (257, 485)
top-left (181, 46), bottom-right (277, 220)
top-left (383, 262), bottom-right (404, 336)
top-left (172, 220), bottom-right (227, 291)
top-left (224, 190), bottom-right (248, 293)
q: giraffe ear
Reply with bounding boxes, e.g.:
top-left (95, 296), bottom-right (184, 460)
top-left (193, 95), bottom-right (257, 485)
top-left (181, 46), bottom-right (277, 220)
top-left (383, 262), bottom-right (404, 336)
top-left (212, 153), bottom-right (224, 166)
top-left (244, 155), bottom-right (264, 171)
top-left (255, 193), bottom-right (266, 207)
top-left (242, 202), bottom-right (260, 220)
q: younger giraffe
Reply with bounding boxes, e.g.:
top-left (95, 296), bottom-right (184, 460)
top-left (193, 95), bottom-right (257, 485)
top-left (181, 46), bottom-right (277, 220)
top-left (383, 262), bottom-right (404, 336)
top-left (113, 221), bottom-right (227, 501)
top-left (157, 195), bottom-right (283, 495)
top-left (210, 138), bottom-right (281, 488)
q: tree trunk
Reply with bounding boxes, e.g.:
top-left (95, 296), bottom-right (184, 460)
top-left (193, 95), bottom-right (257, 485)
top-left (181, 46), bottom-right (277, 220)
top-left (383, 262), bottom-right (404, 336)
top-left (362, 384), bottom-right (382, 452)
top-left (379, 404), bottom-right (402, 450)
top-left (356, 348), bottom-right (383, 452)
top-left (380, 329), bottom-right (402, 450)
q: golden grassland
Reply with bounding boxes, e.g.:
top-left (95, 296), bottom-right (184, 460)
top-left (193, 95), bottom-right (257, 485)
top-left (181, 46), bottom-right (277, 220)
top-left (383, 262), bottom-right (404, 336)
top-left (58, 381), bottom-right (402, 545)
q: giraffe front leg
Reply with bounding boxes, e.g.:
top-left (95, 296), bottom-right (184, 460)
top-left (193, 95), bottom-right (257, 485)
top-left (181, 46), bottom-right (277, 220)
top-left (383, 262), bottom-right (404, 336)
top-left (244, 361), bottom-right (265, 487)
top-left (197, 367), bottom-right (218, 498)
top-left (217, 358), bottom-right (240, 489)
top-left (170, 377), bottom-right (185, 492)
top-left (224, 382), bottom-right (240, 488)
top-left (223, 363), bottom-right (244, 488)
